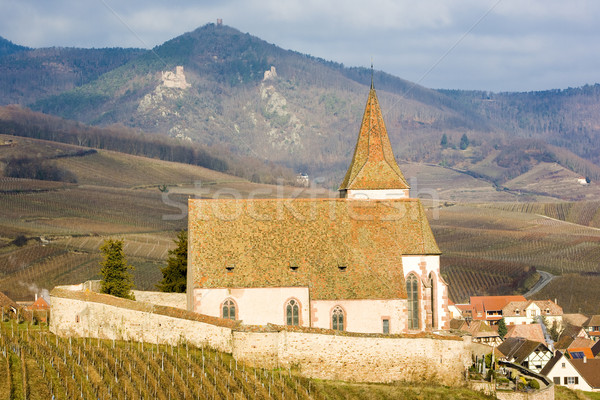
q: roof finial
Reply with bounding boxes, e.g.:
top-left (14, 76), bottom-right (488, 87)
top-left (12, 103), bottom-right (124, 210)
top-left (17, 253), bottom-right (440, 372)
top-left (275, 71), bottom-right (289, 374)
top-left (370, 58), bottom-right (374, 89)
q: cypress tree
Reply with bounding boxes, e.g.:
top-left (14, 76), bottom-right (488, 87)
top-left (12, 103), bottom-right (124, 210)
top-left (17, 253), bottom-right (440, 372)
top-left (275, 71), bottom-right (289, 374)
top-left (99, 239), bottom-right (135, 299)
top-left (157, 230), bottom-right (187, 293)
top-left (460, 133), bottom-right (470, 150)
top-left (497, 317), bottom-right (508, 339)
top-left (440, 134), bottom-right (448, 148)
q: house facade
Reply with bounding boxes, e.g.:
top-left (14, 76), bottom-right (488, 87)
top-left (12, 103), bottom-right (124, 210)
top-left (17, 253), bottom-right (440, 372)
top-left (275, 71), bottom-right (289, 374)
top-left (497, 337), bottom-right (553, 373)
top-left (541, 352), bottom-right (600, 392)
top-left (584, 315), bottom-right (600, 341)
top-left (502, 300), bottom-right (562, 327)
top-left (187, 83), bottom-right (450, 334)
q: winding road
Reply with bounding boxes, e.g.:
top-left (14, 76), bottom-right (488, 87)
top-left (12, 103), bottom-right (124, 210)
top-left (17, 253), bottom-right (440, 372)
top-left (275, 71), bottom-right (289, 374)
top-left (523, 270), bottom-right (555, 298)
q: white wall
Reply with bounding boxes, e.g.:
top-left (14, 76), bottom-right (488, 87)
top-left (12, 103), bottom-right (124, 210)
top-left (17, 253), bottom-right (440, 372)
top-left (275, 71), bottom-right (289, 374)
top-left (345, 189), bottom-right (409, 200)
top-left (402, 255), bottom-right (449, 330)
top-left (311, 299), bottom-right (406, 334)
top-left (544, 356), bottom-right (592, 392)
top-left (192, 287), bottom-right (310, 327)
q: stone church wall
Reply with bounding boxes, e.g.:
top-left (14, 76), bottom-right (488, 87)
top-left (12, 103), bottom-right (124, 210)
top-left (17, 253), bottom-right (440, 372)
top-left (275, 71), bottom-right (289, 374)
top-left (233, 328), bottom-right (471, 384)
top-left (50, 287), bottom-right (470, 385)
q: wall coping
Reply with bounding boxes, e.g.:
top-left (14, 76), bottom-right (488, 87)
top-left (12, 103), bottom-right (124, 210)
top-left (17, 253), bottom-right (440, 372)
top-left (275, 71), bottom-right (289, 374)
top-left (50, 288), bottom-right (239, 329)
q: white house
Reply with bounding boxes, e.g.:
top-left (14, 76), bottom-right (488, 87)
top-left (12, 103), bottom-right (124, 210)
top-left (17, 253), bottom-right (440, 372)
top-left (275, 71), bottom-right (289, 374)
top-left (541, 351), bottom-right (600, 392)
top-left (503, 300), bottom-right (562, 328)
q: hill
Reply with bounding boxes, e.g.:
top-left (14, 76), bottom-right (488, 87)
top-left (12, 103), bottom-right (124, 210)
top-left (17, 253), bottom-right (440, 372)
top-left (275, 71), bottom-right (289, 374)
top-left (4, 23), bottom-right (594, 190)
top-left (0, 36), bottom-right (29, 57)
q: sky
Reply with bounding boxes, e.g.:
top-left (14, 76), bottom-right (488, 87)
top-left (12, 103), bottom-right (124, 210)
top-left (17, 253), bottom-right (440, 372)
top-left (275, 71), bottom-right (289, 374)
top-left (1, 0), bottom-right (599, 92)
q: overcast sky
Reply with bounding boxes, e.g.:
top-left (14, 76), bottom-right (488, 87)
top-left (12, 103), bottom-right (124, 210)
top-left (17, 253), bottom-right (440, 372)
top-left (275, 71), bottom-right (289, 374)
top-left (1, 0), bottom-right (599, 92)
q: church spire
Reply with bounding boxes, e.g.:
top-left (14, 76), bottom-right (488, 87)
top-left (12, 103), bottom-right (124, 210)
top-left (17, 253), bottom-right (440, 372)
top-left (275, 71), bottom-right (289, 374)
top-left (339, 78), bottom-right (409, 198)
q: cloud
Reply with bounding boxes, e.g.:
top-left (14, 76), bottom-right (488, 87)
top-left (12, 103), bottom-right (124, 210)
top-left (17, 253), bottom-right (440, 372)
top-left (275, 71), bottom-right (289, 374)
top-left (0, 0), bottom-right (599, 91)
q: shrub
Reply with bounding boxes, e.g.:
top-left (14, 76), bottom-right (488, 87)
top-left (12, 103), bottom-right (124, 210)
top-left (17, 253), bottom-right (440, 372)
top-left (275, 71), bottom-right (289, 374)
top-left (528, 379), bottom-right (540, 390)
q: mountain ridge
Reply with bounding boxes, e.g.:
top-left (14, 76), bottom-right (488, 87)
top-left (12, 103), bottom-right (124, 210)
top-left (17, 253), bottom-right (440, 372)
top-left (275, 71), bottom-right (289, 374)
top-left (2, 24), bottom-right (600, 188)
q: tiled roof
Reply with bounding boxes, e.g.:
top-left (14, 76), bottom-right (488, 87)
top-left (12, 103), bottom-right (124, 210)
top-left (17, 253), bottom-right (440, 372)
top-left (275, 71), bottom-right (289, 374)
top-left (339, 87), bottom-right (409, 191)
top-left (498, 337), bottom-right (549, 364)
top-left (505, 323), bottom-right (545, 343)
top-left (189, 198), bottom-right (440, 300)
top-left (571, 359), bottom-right (600, 388)
top-left (502, 300), bottom-right (562, 317)
top-left (554, 335), bottom-right (575, 350)
top-left (470, 295), bottom-right (526, 311)
top-left (451, 319), bottom-right (499, 338)
top-left (570, 338), bottom-right (595, 349)
top-left (559, 324), bottom-right (586, 341)
top-left (0, 291), bottom-right (18, 310)
top-left (563, 313), bottom-right (589, 327)
top-left (585, 315), bottom-right (600, 327)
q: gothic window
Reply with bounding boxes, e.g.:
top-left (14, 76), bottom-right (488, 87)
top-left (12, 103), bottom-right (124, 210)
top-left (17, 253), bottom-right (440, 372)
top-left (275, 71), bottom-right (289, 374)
top-left (222, 298), bottom-right (236, 320)
top-left (332, 306), bottom-right (344, 331)
top-left (286, 299), bottom-right (300, 326)
top-left (407, 274), bottom-right (419, 330)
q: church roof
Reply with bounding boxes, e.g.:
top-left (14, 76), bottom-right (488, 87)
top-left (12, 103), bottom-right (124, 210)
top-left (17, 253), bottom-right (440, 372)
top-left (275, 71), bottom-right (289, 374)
top-left (189, 198), bottom-right (440, 300)
top-left (339, 86), bottom-right (409, 191)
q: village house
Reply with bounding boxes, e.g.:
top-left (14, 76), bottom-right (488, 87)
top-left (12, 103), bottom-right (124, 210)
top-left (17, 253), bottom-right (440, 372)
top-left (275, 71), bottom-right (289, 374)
top-left (450, 319), bottom-right (501, 345)
top-left (584, 315), bottom-right (600, 341)
top-left (541, 351), bottom-right (600, 392)
top-left (456, 295), bottom-right (526, 325)
top-left (187, 81), bottom-right (450, 333)
top-left (497, 337), bottom-right (553, 373)
top-left (502, 299), bottom-right (562, 327)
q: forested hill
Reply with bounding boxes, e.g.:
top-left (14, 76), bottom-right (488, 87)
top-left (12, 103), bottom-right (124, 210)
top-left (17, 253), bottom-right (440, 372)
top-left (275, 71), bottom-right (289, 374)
top-left (2, 24), bottom-right (600, 186)
top-left (0, 36), bottom-right (29, 56)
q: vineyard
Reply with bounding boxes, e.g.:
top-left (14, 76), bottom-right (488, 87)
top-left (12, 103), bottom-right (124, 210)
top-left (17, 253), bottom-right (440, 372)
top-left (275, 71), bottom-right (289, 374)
top-left (481, 200), bottom-right (600, 229)
top-left (441, 257), bottom-right (536, 304)
top-left (432, 205), bottom-right (600, 276)
top-left (0, 321), bottom-right (493, 400)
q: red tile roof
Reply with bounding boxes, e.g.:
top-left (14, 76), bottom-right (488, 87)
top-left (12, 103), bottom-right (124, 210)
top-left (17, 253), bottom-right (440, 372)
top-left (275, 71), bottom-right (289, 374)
top-left (189, 198), bottom-right (440, 300)
top-left (339, 87), bottom-right (409, 191)
top-left (505, 323), bottom-right (545, 343)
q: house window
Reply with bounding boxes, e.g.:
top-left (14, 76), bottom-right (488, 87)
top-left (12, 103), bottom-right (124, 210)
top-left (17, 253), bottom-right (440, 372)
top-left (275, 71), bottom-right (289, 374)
top-left (406, 274), bottom-right (419, 330)
top-left (561, 362), bottom-right (566, 368)
top-left (331, 306), bottom-right (344, 331)
top-left (553, 377), bottom-right (560, 384)
top-left (286, 299), bottom-right (300, 326)
top-left (382, 319), bottom-right (390, 334)
top-left (515, 309), bottom-right (520, 315)
top-left (222, 298), bottom-right (236, 320)
top-left (565, 377), bottom-right (578, 385)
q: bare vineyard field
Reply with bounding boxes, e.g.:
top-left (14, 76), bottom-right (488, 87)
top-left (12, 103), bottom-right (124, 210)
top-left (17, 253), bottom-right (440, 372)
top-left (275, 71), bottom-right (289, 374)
top-left (441, 257), bottom-right (534, 304)
top-left (432, 205), bottom-right (600, 276)
top-left (531, 274), bottom-right (600, 315)
top-left (0, 321), bottom-right (492, 400)
top-left (481, 200), bottom-right (600, 229)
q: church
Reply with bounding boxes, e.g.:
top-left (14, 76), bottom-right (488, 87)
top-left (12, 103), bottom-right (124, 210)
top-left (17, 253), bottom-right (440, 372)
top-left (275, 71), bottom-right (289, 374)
top-left (187, 81), bottom-right (450, 333)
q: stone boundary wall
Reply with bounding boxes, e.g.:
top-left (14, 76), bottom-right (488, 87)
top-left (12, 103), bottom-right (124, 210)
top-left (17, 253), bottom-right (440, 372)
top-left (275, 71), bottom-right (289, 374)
top-left (50, 288), bottom-right (471, 385)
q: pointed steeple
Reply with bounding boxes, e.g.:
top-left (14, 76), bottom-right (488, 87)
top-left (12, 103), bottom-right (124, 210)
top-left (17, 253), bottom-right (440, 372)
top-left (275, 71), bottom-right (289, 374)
top-left (339, 81), bottom-right (409, 197)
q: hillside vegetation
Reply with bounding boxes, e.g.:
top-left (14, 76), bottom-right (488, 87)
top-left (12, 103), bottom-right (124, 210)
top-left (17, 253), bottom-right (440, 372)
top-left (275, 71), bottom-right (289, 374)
top-left (1, 24), bottom-right (600, 188)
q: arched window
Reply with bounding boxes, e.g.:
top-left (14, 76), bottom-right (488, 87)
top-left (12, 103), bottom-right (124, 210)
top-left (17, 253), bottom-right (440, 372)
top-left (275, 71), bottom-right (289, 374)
top-left (406, 274), bottom-right (419, 330)
top-left (222, 298), bottom-right (236, 320)
top-left (286, 299), bottom-right (300, 326)
top-left (331, 306), bottom-right (344, 331)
